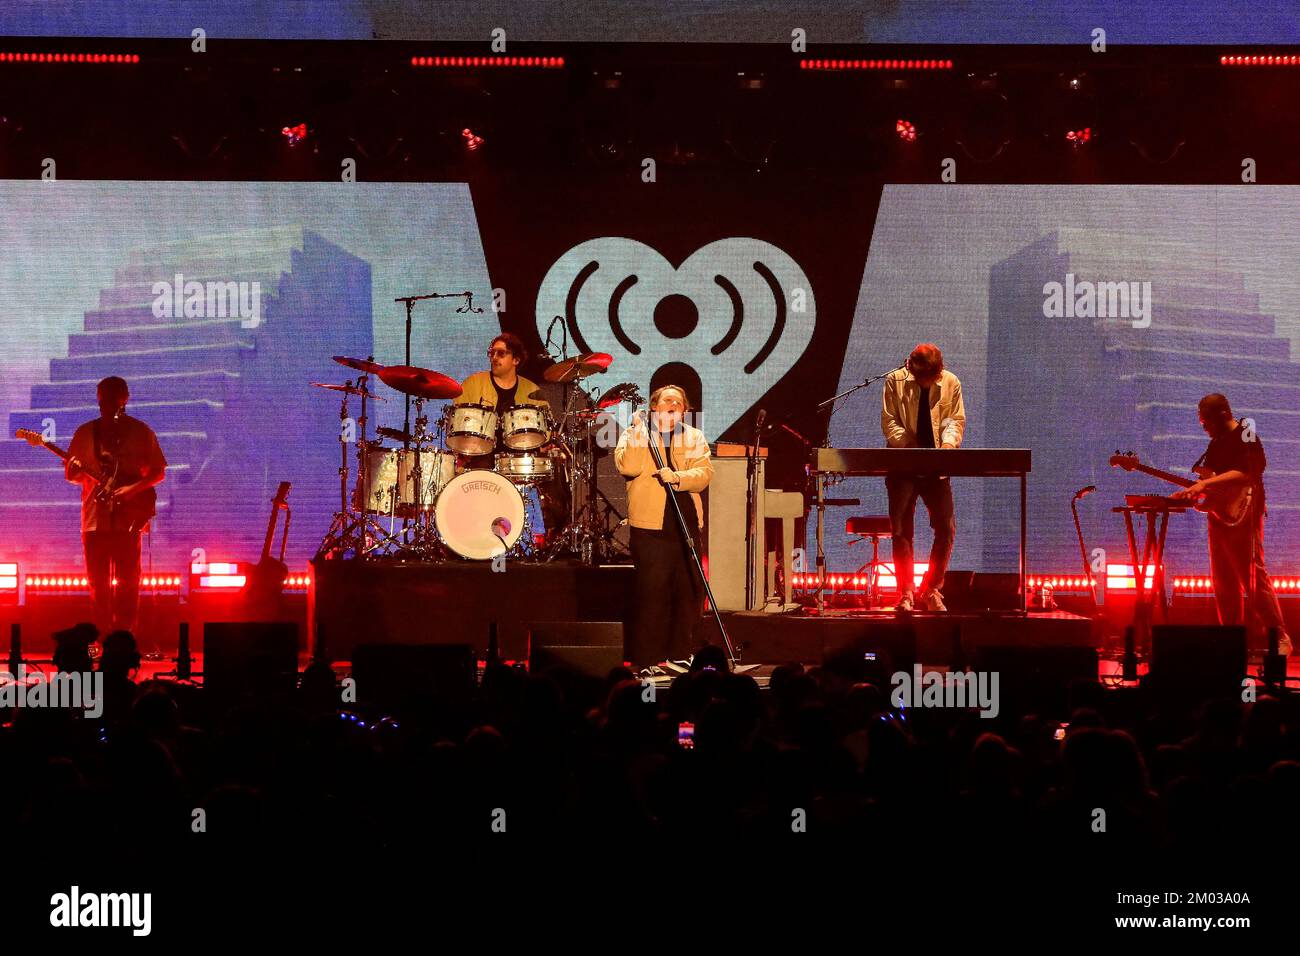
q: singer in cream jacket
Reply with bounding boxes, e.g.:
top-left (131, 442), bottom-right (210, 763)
top-left (614, 416), bottom-right (712, 531)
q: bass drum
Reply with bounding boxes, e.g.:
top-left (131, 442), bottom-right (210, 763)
top-left (434, 469), bottom-right (527, 560)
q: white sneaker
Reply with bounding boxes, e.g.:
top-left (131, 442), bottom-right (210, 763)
top-left (894, 594), bottom-right (914, 612)
top-left (921, 590), bottom-right (947, 612)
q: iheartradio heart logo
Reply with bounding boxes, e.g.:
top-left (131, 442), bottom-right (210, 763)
top-left (535, 238), bottom-right (816, 439)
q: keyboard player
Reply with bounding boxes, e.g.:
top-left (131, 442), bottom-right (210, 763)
top-left (881, 343), bottom-right (966, 611)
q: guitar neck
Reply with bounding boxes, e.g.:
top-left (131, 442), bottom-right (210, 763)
top-left (1131, 462), bottom-right (1196, 489)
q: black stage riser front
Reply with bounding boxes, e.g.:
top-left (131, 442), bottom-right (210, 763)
top-left (724, 610), bottom-right (1096, 667)
top-left (310, 559), bottom-right (634, 662)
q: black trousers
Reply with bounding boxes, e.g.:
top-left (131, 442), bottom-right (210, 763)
top-left (1207, 512), bottom-right (1288, 637)
top-left (885, 474), bottom-right (955, 597)
top-left (628, 520), bottom-right (703, 668)
top-left (83, 530), bottom-right (141, 633)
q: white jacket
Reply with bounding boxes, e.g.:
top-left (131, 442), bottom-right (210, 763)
top-left (881, 368), bottom-right (966, 449)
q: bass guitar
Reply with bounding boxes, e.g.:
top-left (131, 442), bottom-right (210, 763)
top-left (1108, 452), bottom-right (1252, 527)
top-left (15, 427), bottom-right (157, 533)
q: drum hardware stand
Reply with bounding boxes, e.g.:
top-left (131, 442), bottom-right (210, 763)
top-left (645, 424), bottom-right (738, 665)
top-left (315, 373), bottom-right (392, 559)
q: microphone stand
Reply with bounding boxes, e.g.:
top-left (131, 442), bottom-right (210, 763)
top-left (744, 409), bottom-right (766, 609)
top-left (807, 362), bottom-right (905, 613)
top-left (644, 421), bottom-right (738, 666)
top-left (392, 290), bottom-right (482, 444)
top-left (1071, 487), bottom-right (1099, 607)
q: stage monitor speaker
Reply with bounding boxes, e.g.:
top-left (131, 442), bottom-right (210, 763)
top-left (972, 644), bottom-right (1099, 719)
top-left (351, 643), bottom-right (477, 709)
top-left (527, 621), bottom-right (625, 679)
top-left (821, 623), bottom-right (915, 685)
top-left (945, 572), bottom-right (1019, 612)
top-left (202, 622), bottom-right (299, 698)
top-left (1148, 625), bottom-right (1246, 708)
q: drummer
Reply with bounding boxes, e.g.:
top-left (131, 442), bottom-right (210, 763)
top-left (455, 332), bottom-right (550, 459)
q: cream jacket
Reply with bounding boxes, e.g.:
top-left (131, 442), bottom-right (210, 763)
top-left (881, 368), bottom-right (966, 448)
top-left (614, 421), bottom-right (712, 530)
top-left (455, 370), bottom-right (549, 411)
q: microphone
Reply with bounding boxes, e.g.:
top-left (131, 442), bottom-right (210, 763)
top-left (1073, 485), bottom-right (1096, 500)
top-left (754, 408), bottom-right (767, 432)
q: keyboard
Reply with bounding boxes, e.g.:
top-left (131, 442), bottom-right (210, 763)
top-left (810, 447), bottom-right (1032, 477)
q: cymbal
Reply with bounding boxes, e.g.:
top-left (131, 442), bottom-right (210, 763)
top-left (378, 365), bottom-right (463, 400)
top-left (543, 352), bottom-right (613, 383)
top-left (597, 382), bottom-right (640, 409)
top-left (311, 382), bottom-right (387, 400)
top-left (333, 355), bottom-right (385, 375)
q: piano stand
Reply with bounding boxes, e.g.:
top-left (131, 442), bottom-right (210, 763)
top-left (1113, 501), bottom-right (1188, 677)
top-left (810, 448), bottom-right (1032, 615)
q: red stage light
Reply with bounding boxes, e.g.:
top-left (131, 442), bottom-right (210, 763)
top-left (412, 54), bottom-right (562, 69)
top-left (280, 123), bottom-right (308, 146)
top-left (800, 57), bottom-right (952, 71)
top-left (1066, 126), bottom-right (1092, 146)
top-left (0, 50), bottom-right (138, 65)
top-left (896, 119), bottom-right (917, 142)
top-left (1220, 54), bottom-right (1300, 67)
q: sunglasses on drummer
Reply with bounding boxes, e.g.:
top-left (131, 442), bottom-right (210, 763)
top-left (487, 347), bottom-right (514, 358)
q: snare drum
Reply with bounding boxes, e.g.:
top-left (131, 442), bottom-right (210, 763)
top-left (445, 402), bottom-right (498, 456)
top-left (355, 447), bottom-right (455, 515)
top-left (434, 469), bottom-right (527, 560)
top-left (501, 404), bottom-right (549, 450)
top-left (494, 451), bottom-right (554, 483)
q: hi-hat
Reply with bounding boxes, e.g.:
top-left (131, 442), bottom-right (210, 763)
top-left (543, 352), bottom-right (613, 383)
top-left (378, 365), bottom-right (463, 400)
top-left (311, 382), bottom-right (387, 400)
top-left (333, 355), bottom-right (385, 375)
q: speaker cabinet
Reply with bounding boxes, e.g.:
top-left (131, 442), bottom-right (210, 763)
top-left (202, 622), bottom-right (299, 697)
top-left (350, 643), bottom-right (477, 709)
top-left (972, 644), bottom-right (1099, 719)
top-left (527, 621), bottom-right (625, 678)
top-left (1149, 624), bottom-right (1247, 708)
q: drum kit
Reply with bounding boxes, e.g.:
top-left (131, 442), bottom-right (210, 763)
top-left (313, 349), bottom-right (641, 564)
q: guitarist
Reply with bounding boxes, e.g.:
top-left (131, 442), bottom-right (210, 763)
top-left (63, 376), bottom-right (167, 634)
top-left (1171, 393), bottom-right (1291, 655)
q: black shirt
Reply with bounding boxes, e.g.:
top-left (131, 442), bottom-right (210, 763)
top-left (916, 385), bottom-right (935, 448)
top-left (67, 414), bottom-right (167, 532)
top-left (658, 429), bottom-right (698, 535)
top-left (492, 379), bottom-right (518, 453)
top-left (1202, 421), bottom-right (1266, 512)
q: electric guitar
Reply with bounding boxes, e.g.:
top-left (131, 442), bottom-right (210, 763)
top-left (15, 427), bottom-right (157, 533)
top-left (1108, 452), bottom-right (1252, 527)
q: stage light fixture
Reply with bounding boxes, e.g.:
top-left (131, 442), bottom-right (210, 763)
top-left (461, 127), bottom-right (484, 151)
top-left (896, 119), bottom-right (917, 142)
top-left (411, 55), bottom-right (564, 69)
top-left (1066, 126), bottom-right (1092, 147)
top-left (799, 59), bottom-right (952, 71)
top-left (0, 51), bottom-right (139, 65)
top-left (281, 123), bottom-right (309, 147)
top-left (1219, 54), bottom-right (1300, 67)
